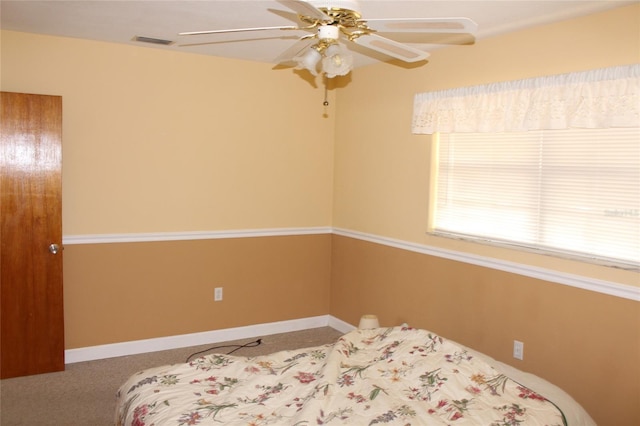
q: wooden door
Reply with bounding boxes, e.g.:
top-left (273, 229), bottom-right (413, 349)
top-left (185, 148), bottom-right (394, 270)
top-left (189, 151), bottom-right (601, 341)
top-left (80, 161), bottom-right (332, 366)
top-left (1, 92), bottom-right (64, 378)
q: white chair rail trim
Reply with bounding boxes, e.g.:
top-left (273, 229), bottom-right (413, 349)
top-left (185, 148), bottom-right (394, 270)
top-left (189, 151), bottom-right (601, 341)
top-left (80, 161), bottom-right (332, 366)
top-left (62, 227), bottom-right (639, 301)
top-left (333, 228), bottom-right (640, 302)
top-left (62, 227), bottom-right (333, 244)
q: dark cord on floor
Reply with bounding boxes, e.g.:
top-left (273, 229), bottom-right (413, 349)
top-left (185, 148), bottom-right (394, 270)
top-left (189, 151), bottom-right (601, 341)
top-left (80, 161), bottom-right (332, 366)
top-left (185, 338), bottom-right (262, 363)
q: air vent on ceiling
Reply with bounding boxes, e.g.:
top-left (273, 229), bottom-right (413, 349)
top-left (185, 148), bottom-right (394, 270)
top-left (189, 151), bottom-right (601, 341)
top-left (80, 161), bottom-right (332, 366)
top-left (132, 36), bottom-right (174, 46)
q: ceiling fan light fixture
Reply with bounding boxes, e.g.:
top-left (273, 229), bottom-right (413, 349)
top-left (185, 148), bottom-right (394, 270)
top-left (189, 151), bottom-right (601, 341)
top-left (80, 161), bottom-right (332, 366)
top-left (294, 47), bottom-right (322, 76)
top-left (322, 43), bottom-right (353, 78)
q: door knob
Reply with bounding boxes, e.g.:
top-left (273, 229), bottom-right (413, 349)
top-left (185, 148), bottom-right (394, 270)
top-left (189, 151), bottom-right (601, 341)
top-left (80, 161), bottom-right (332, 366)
top-left (49, 244), bottom-right (60, 254)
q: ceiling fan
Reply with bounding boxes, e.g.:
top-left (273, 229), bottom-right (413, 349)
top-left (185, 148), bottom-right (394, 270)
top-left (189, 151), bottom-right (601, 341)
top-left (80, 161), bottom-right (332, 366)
top-left (178, 0), bottom-right (478, 78)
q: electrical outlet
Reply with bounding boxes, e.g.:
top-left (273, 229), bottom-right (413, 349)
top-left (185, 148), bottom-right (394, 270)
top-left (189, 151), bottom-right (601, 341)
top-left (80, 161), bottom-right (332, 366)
top-left (214, 287), bottom-right (223, 301)
top-left (513, 340), bottom-right (524, 360)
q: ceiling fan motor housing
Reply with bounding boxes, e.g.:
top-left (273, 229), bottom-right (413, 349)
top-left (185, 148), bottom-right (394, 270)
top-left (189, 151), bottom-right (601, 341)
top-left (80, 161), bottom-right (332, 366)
top-left (318, 25), bottom-right (340, 41)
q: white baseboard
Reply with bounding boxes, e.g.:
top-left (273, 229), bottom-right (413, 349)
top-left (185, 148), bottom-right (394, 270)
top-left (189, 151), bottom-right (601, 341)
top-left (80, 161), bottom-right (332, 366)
top-left (327, 315), bottom-right (357, 334)
top-left (64, 315), bottom-right (355, 364)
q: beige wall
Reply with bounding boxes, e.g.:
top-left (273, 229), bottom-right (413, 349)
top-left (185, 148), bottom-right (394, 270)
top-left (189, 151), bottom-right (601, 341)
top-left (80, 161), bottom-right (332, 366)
top-left (330, 235), bottom-right (639, 426)
top-left (1, 29), bottom-right (337, 351)
top-left (330, 6), bottom-right (639, 425)
top-left (333, 4), bottom-right (640, 287)
top-left (64, 235), bottom-right (332, 348)
top-left (1, 30), bottom-right (336, 235)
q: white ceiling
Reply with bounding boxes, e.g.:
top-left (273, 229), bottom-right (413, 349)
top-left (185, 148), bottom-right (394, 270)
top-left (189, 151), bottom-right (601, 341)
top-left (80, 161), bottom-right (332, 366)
top-left (1, 0), bottom-right (635, 68)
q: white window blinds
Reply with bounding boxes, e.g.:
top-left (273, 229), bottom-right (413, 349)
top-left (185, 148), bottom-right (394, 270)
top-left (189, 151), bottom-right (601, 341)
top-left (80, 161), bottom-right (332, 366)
top-left (435, 129), bottom-right (639, 266)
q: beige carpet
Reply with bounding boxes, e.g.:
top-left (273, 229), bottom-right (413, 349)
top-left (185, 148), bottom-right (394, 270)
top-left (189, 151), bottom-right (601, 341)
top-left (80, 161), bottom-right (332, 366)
top-left (0, 327), bottom-right (344, 426)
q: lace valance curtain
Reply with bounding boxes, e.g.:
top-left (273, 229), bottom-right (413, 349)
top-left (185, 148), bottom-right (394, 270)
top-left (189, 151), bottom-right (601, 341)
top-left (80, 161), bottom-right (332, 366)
top-left (412, 64), bottom-right (640, 134)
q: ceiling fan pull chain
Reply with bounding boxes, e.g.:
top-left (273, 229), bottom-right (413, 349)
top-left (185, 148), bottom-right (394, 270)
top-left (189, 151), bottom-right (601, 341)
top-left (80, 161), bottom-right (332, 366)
top-left (323, 76), bottom-right (329, 106)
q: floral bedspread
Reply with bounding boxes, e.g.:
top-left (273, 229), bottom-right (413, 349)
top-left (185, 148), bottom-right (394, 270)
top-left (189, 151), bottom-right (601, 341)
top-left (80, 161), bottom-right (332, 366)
top-left (116, 326), bottom-right (566, 425)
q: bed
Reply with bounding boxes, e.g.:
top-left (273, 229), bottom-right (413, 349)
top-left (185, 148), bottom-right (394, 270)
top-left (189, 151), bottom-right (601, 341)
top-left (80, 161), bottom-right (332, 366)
top-left (116, 325), bottom-right (596, 425)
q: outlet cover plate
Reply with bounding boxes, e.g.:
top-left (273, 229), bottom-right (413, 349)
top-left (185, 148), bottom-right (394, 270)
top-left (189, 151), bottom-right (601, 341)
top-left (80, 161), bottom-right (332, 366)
top-left (513, 340), bottom-right (524, 360)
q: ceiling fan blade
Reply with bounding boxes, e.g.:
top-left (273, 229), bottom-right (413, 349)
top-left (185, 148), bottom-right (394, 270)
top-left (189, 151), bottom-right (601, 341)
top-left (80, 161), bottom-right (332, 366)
top-left (179, 25), bottom-right (298, 36)
top-left (374, 32), bottom-right (475, 46)
top-left (353, 33), bottom-right (429, 63)
top-left (276, 0), bottom-right (329, 21)
top-left (362, 17), bottom-right (478, 35)
top-left (273, 37), bottom-right (317, 64)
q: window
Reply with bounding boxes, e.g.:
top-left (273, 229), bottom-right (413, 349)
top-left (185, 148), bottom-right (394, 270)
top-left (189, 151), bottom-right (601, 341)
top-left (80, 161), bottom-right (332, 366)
top-left (433, 128), bottom-right (639, 267)
top-left (413, 64), bottom-right (639, 268)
